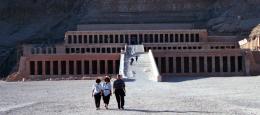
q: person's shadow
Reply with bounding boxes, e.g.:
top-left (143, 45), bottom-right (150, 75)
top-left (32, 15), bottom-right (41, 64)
top-left (108, 108), bottom-right (220, 114)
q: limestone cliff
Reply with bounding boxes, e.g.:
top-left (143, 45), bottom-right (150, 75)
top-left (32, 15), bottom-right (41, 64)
top-left (0, 0), bottom-right (260, 77)
top-left (0, 0), bottom-right (260, 45)
top-left (249, 24), bottom-right (260, 38)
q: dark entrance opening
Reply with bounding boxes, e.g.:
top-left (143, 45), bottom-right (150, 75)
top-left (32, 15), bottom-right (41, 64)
top-left (199, 57), bottom-right (204, 73)
top-left (161, 57), bottom-right (166, 73)
top-left (100, 60), bottom-right (105, 74)
top-left (223, 56), bottom-right (228, 72)
top-left (215, 56), bottom-right (220, 72)
top-left (130, 34), bottom-right (138, 45)
top-left (184, 57), bottom-right (189, 73)
top-left (238, 56), bottom-right (243, 72)
top-left (108, 60), bottom-right (113, 74)
top-left (30, 61), bottom-right (35, 75)
top-left (176, 57), bottom-right (182, 73)
top-left (207, 57), bottom-right (212, 73)
top-left (230, 56), bottom-right (236, 72)
top-left (168, 57), bottom-right (173, 73)
top-left (192, 57), bottom-right (197, 73)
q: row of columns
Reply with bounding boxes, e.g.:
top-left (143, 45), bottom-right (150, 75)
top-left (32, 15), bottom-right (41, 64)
top-left (144, 46), bottom-right (202, 51)
top-left (29, 60), bottom-right (120, 76)
top-left (66, 47), bottom-right (124, 54)
top-left (66, 33), bottom-right (200, 44)
top-left (155, 55), bottom-right (244, 74)
top-left (31, 47), bottom-right (56, 54)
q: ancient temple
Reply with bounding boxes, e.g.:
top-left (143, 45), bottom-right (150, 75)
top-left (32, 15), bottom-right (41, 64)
top-left (8, 24), bottom-right (260, 81)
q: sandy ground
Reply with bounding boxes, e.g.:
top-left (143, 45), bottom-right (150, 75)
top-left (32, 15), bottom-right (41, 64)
top-left (0, 75), bottom-right (260, 115)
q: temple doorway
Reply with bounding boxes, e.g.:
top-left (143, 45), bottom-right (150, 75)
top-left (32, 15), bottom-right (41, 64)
top-left (130, 34), bottom-right (138, 45)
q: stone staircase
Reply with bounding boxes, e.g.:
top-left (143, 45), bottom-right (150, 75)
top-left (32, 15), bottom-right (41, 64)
top-left (125, 45), bottom-right (144, 55)
top-left (121, 45), bottom-right (160, 81)
top-left (127, 53), bottom-right (153, 80)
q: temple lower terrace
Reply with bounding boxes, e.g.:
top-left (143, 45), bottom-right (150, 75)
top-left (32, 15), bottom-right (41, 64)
top-left (7, 23), bottom-right (260, 81)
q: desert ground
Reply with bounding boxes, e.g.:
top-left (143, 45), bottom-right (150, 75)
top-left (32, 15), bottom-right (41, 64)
top-left (0, 75), bottom-right (260, 115)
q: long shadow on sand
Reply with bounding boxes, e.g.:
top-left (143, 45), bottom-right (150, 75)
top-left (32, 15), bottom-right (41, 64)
top-left (109, 108), bottom-right (219, 114)
top-left (123, 78), bottom-right (136, 82)
top-left (162, 76), bottom-right (210, 82)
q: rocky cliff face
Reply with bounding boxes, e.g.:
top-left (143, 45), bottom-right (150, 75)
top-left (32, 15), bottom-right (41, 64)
top-left (0, 0), bottom-right (260, 77)
top-left (249, 24), bottom-right (260, 38)
top-left (0, 0), bottom-right (260, 45)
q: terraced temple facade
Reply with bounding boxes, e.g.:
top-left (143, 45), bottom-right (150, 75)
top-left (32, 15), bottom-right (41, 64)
top-left (9, 24), bottom-right (260, 81)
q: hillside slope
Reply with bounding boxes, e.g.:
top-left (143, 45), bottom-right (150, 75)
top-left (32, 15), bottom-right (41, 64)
top-left (0, 0), bottom-right (260, 77)
top-left (0, 0), bottom-right (260, 45)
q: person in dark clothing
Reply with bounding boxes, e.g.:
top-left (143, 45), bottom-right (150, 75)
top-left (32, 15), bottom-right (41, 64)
top-left (92, 78), bottom-right (102, 110)
top-left (113, 74), bottom-right (126, 110)
top-left (135, 55), bottom-right (138, 62)
top-left (130, 58), bottom-right (134, 65)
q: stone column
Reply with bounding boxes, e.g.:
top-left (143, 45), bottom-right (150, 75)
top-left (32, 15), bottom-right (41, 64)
top-left (81, 60), bottom-right (84, 75)
top-left (204, 56), bottom-right (208, 73)
top-left (50, 61), bottom-right (53, 75)
top-left (181, 56), bottom-right (184, 73)
top-left (86, 35), bottom-right (89, 44)
top-left (177, 34), bottom-right (180, 43)
top-left (42, 61), bottom-right (46, 78)
top-left (162, 34), bottom-right (165, 43)
top-left (74, 61), bottom-right (77, 75)
top-left (58, 61), bottom-right (61, 75)
top-left (97, 34), bottom-right (100, 44)
top-left (35, 61), bottom-right (38, 75)
top-left (66, 61), bottom-right (69, 75)
top-left (113, 60), bottom-right (116, 74)
top-left (189, 57), bottom-right (192, 73)
top-left (89, 60), bottom-right (93, 75)
top-left (166, 57), bottom-right (169, 73)
top-left (105, 60), bottom-right (108, 74)
top-left (173, 57), bottom-right (176, 73)
top-left (235, 56), bottom-right (238, 73)
top-left (97, 60), bottom-right (100, 75)
top-left (113, 34), bottom-right (116, 44)
top-left (220, 55), bottom-right (223, 73)
top-left (212, 56), bottom-right (215, 73)
top-left (227, 56), bottom-right (231, 73)
top-left (196, 56), bottom-right (200, 73)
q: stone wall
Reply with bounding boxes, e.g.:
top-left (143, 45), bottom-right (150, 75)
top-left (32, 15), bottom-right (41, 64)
top-left (83, 0), bottom-right (214, 23)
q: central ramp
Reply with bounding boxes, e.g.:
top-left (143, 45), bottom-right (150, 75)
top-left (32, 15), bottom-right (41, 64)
top-left (120, 45), bottom-right (161, 81)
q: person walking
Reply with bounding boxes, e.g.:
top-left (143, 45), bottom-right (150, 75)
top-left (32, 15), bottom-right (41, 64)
top-left (102, 77), bottom-right (112, 109)
top-left (113, 74), bottom-right (126, 110)
top-left (92, 78), bottom-right (102, 110)
top-left (130, 58), bottom-right (134, 65)
top-left (135, 55), bottom-right (138, 62)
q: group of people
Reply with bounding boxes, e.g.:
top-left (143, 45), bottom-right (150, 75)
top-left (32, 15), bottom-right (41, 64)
top-left (92, 74), bottom-right (126, 110)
